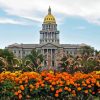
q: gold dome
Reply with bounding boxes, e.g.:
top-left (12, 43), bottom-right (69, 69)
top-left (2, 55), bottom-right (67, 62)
top-left (44, 7), bottom-right (56, 24)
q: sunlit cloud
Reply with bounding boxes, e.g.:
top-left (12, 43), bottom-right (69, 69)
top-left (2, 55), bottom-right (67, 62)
top-left (0, 0), bottom-right (100, 25)
top-left (0, 17), bottom-right (26, 25)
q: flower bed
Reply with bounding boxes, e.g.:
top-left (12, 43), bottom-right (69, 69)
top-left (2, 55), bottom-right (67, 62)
top-left (0, 71), bottom-right (100, 100)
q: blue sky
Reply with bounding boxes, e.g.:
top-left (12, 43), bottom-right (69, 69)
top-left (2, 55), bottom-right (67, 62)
top-left (0, 0), bottom-right (100, 50)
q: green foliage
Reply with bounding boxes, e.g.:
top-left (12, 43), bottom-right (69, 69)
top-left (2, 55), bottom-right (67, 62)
top-left (60, 54), bottom-right (100, 74)
top-left (0, 49), bottom-right (14, 64)
top-left (0, 49), bottom-right (44, 72)
top-left (25, 49), bottom-right (44, 72)
top-left (0, 80), bottom-right (15, 99)
top-left (0, 49), bottom-right (15, 72)
top-left (80, 46), bottom-right (94, 56)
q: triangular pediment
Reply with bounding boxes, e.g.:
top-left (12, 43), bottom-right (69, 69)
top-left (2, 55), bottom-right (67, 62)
top-left (40, 43), bottom-right (60, 48)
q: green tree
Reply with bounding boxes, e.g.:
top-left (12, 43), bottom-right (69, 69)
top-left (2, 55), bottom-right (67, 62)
top-left (80, 46), bottom-right (94, 57)
top-left (0, 49), bottom-right (15, 71)
top-left (25, 49), bottom-right (44, 72)
top-left (11, 58), bottom-right (34, 72)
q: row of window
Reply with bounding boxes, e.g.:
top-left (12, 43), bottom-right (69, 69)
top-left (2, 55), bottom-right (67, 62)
top-left (13, 50), bottom-right (30, 55)
top-left (42, 25), bottom-right (57, 29)
top-left (41, 33), bottom-right (58, 39)
top-left (40, 39), bottom-right (59, 43)
top-left (41, 32), bottom-right (57, 34)
top-left (45, 18), bottom-right (55, 20)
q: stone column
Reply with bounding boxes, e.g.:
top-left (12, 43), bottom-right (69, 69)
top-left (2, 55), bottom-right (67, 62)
top-left (49, 32), bottom-right (51, 39)
top-left (54, 33), bottom-right (56, 42)
top-left (51, 32), bottom-right (52, 40)
top-left (42, 49), bottom-right (44, 66)
top-left (47, 49), bottom-right (48, 66)
top-left (48, 49), bottom-right (51, 68)
top-left (51, 49), bottom-right (52, 66)
top-left (20, 49), bottom-right (22, 59)
top-left (46, 33), bottom-right (48, 42)
top-left (55, 49), bottom-right (57, 66)
top-left (44, 33), bottom-right (45, 41)
top-left (40, 34), bottom-right (42, 39)
top-left (43, 33), bottom-right (44, 43)
top-left (57, 34), bottom-right (58, 39)
top-left (43, 33), bottom-right (44, 39)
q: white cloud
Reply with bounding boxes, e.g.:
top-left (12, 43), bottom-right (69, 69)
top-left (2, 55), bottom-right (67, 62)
top-left (0, 0), bottom-right (100, 25)
top-left (0, 18), bottom-right (26, 25)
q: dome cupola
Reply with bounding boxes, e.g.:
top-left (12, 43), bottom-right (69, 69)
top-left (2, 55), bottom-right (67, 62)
top-left (44, 6), bottom-right (56, 24)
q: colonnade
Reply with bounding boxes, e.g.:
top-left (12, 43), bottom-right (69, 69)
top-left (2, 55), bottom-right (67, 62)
top-left (42, 48), bottom-right (56, 66)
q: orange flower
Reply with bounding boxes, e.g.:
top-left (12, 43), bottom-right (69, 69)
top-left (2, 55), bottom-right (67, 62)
top-left (77, 83), bottom-right (80, 86)
top-left (91, 79), bottom-right (96, 84)
top-left (82, 83), bottom-right (87, 87)
top-left (44, 77), bottom-right (49, 81)
top-left (68, 88), bottom-right (71, 92)
top-left (74, 83), bottom-right (77, 87)
top-left (96, 81), bottom-right (100, 87)
top-left (86, 80), bottom-right (90, 84)
top-left (77, 87), bottom-right (81, 91)
top-left (51, 87), bottom-right (54, 91)
top-left (88, 85), bottom-right (92, 88)
top-left (18, 90), bottom-right (22, 94)
top-left (24, 84), bottom-right (28, 87)
top-left (72, 90), bottom-right (75, 94)
top-left (64, 87), bottom-right (68, 91)
top-left (72, 93), bottom-right (76, 97)
top-left (91, 84), bottom-right (94, 86)
top-left (70, 80), bottom-right (74, 85)
top-left (52, 81), bottom-right (56, 85)
top-left (25, 79), bottom-right (28, 83)
top-left (82, 81), bottom-right (85, 84)
top-left (59, 88), bottom-right (63, 92)
top-left (15, 78), bottom-right (19, 83)
top-left (29, 84), bottom-right (34, 89)
top-left (55, 93), bottom-right (59, 97)
top-left (20, 85), bottom-right (24, 91)
top-left (35, 84), bottom-right (39, 88)
top-left (50, 85), bottom-right (52, 88)
top-left (56, 90), bottom-right (59, 94)
top-left (41, 72), bottom-right (45, 76)
top-left (41, 83), bottom-right (45, 87)
top-left (66, 81), bottom-right (70, 85)
top-left (18, 94), bottom-right (22, 99)
top-left (30, 89), bottom-right (33, 92)
top-left (84, 90), bottom-right (88, 94)
top-left (15, 92), bottom-right (18, 96)
top-left (19, 80), bottom-right (22, 84)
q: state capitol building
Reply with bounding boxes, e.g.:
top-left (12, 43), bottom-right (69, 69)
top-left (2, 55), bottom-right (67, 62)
top-left (7, 7), bottom-right (86, 67)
